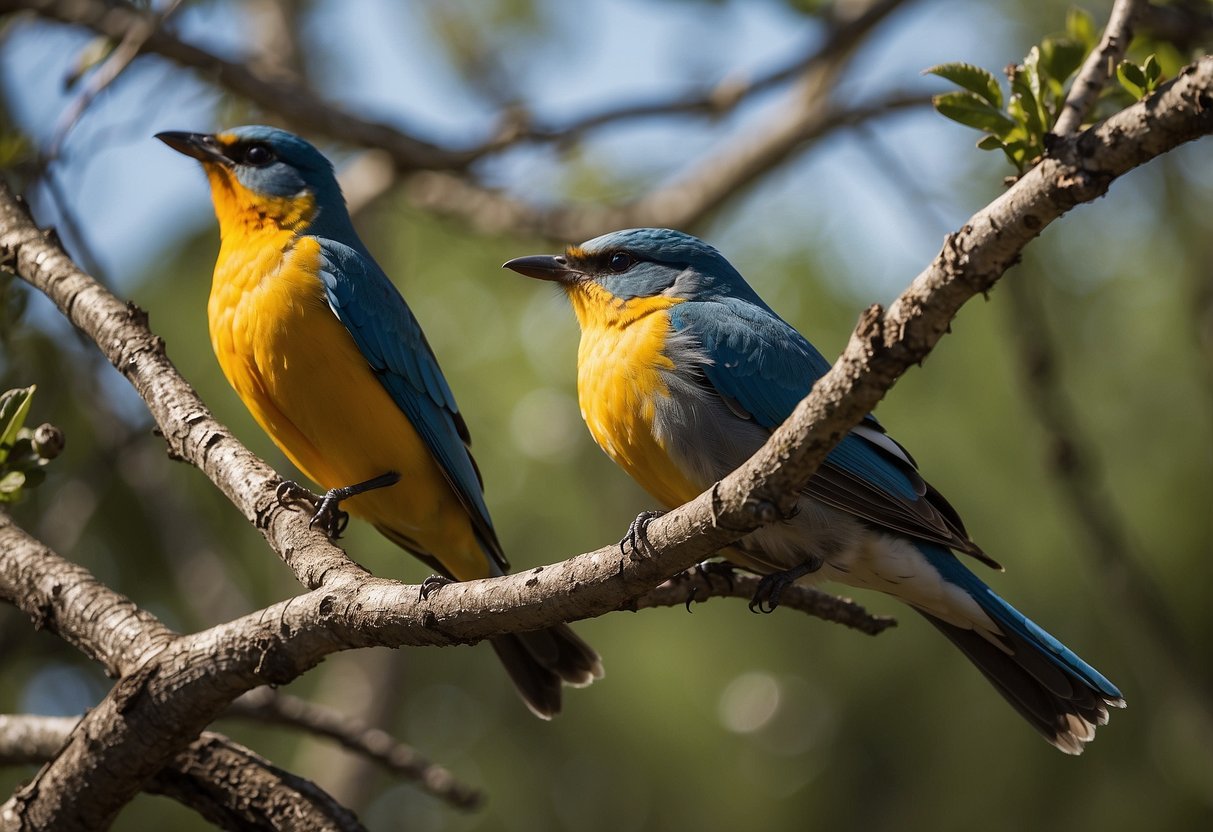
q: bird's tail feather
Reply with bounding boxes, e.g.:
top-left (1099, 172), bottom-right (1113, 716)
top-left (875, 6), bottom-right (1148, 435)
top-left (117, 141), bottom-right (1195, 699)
top-left (917, 544), bottom-right (1124, 754)
top-left (490, 625), bottom-right (604, 719)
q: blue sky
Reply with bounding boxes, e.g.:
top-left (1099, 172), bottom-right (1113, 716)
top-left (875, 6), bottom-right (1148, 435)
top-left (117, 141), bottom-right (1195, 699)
top-left (0, 0), bottom-right (1024, 299)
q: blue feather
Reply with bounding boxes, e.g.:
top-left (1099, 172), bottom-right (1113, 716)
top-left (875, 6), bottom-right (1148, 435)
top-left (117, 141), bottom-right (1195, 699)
top-left (918, 543), bottom-right (1124, 700)
top-left (671, 300), bottom-right (919, 501)
top-left (317, 239), bottom-right (503, 567)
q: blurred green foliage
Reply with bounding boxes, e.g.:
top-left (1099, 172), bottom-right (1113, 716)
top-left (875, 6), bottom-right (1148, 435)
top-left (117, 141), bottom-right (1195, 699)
top-left (1, 1), bottom-right (1212, 831)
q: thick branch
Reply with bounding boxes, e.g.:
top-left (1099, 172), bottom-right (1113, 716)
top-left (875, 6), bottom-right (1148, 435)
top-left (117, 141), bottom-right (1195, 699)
top-left (0, 511), bottom-right (174, 678)
top-left (3, 49), bottom-right (1212, 832)
top-left (0, 717), bottom-right (364, 832)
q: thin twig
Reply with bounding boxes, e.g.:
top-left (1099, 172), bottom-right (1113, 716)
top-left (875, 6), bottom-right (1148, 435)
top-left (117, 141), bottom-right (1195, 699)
top-left (225, 688), bottom-right (484, 811)
top-left (403, 91), bottom-right (930, 241)
top-left (629, 566), bottom-right (898, 636)
top-left (47, 0), bottom-right (184, 159)
top-left (1053, 0), bottom-right (1143, 135)
top-left (493, 0), bottom-right (912, 147)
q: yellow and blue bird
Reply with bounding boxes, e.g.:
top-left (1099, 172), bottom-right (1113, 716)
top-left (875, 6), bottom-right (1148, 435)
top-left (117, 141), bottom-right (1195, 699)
top-left (505, 227), bottom-right (1124, 751)
top-left (158, 125), bottom-right (601, 717)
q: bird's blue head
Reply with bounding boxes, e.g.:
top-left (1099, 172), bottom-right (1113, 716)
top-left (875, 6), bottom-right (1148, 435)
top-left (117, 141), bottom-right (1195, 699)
top-left (157, 125), bottom-right (351, 237)
top-left (503, 228), bottom-right (766, 311)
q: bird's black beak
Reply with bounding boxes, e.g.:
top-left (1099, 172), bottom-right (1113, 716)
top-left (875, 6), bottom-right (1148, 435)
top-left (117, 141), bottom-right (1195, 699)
top-left (502, 254), bottom-right (577, 283)
top-left (156, 131), bottom-right (229, 164)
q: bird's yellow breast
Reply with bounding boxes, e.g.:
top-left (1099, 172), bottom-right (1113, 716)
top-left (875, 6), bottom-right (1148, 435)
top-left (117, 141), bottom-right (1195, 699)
top-left (202, 167), bottom-right (489, 579)
top-left (566, 282), bottom-right (701, 509)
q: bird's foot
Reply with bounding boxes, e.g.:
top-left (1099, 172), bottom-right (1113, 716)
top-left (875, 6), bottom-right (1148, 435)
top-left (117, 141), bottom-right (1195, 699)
top-left (275, 471), bottom-right (401, 540)
top-left (680, 560), bottom-right (743, 612)
top-left (748, 557), bottom-right (823, 614)
top-left (619, 510), bottom-right (665, 556)
top-left (695, 559), bottom-right (740, 592)
top-left (419, 574), bottom-right (452, 601)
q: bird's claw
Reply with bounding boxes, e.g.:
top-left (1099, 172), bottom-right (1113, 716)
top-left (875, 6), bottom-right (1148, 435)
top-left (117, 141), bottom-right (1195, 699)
top-left (619, 510), bottom-right (665, 556)
top-left (275, 480), bottom-right (351, 539)
top-left (695, 559), bottom-right (739, 592)
top-left (679, 560), bottom-right (742, 612)
top-left (308, 494), bottom-right (350, 539)
top-left (419, 574), bottom-right (452, 601)
top-left (276, 479), bottom-right (317, 510)
top-left (748, 557), bottom-right (823, 614)
top-left (275, 473), bottom-right (401, 540)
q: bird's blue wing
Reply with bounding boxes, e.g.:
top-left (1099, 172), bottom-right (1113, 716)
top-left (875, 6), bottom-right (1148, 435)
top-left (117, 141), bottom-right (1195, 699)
top-left (671, 299), bottom-right (992, 564)
top-left (317, 239), bottom-right (507, 570)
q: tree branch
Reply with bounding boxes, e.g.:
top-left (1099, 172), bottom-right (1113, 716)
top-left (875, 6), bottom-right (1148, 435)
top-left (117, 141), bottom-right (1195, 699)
top-left (629, 566), bottom-right (897, 637)
top-left (46, 0), bottom-right (184, 160)
top-left (402, 91), bottom-right (929, 240)
top-left (0, 511), bottom-right (174, 678)
top-left (493, 0), bottom-right (912, 147)
top-left (1053, 0), bottom-right (1142, 136)
top-left (225, 689), bottom-right (484, 811)
top-left (0, 717), bottom-right (366, 832)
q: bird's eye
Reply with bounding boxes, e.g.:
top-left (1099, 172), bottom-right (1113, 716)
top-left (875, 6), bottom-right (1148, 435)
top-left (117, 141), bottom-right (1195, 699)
top-left (243, 143), bottom-right (275, 167)
top-left (608, 252), bottom-right (635, 273)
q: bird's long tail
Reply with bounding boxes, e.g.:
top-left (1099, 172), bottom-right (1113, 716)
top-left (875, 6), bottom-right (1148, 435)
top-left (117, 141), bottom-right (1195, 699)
top-left (914, 544), bottom-right (1125, 754)
top-left (490, 625), bottom-right (603, 719)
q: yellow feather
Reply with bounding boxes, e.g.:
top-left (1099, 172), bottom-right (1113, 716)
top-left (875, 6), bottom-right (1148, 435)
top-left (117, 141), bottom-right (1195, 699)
top-left (203, 165), bottom-right (489, 579)
top-left (566, 282), bottom-right (701, 509)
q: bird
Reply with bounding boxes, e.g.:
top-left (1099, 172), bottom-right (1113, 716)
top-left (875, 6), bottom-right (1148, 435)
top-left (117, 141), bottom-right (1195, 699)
top-left (158, 125), bottom-right (601, 717)
top-left (504, 227), bottom-right (1124, 752)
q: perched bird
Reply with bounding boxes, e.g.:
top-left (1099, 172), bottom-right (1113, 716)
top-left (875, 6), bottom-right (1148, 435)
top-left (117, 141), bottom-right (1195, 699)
top-left (504, 227), bottom-right (1124, 752)
top-left (159, 126), bottom-right (601, 717)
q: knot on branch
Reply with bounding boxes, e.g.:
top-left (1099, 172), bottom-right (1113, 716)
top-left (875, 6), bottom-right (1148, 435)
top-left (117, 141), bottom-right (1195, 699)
top-left (253, 636), bottom-right (299, 687)
top-left (113, 661), bottom-right (162, 715)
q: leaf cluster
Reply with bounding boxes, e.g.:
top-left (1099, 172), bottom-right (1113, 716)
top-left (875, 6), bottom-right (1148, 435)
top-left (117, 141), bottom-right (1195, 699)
top-left (926, 8), bottom-right (1165, 174)
top-left (0, 386), bottom-right (63, 503)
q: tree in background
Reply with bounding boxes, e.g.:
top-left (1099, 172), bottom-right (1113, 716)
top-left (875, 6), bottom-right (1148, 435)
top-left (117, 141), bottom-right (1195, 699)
top-left (1, 0), bottom-right (1211, 829)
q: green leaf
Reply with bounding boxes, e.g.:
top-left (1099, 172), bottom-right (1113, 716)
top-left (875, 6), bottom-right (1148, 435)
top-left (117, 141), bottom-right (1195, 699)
top-left (1021, 47), bottom-right (1050, 129)
top-left (1039, 36), bottom-right (1088, 87)
top-left (1144, 54), bottom-right (1161, 87)
top-left (1010, 70), bottom-right (1044, 137)
top-left (0, 386), bottom-right (34, 461)
top-left (0, 470), bottom-right (25, 502)
top-left (1066, 7), bottom-right (1097, 51)
top-left (924, 62), bottom-right (1003, 108)
top-left (976, 135), bottom-right (1004, 151)
top-left (932, 91), bottom-right (1019, 136)
top-left (1118, 60), bottom-right (1147, 99)
top-left (999, 138), bottom-right (1032, 172)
